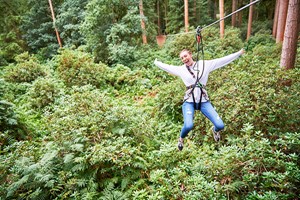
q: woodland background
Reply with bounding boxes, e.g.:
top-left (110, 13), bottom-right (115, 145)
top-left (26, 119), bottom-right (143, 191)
top-left (0, 0), bottom-right (299, 199)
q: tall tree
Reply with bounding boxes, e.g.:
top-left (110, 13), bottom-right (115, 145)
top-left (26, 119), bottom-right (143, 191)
top-left (276, 0), bottom-right (289, 43)
top-left (280, 0), bottom-right (300, 69)
top-left (48, 0), bottom-right (62, 48)
top-left (56, 0), bottom-right (88, 48)
top-left (247, 0), bottom-right (254, 40)
top-left (166, 0), bottom-right (184, 34)
top-left (272, 0), bottom-right (279, 37)
top-left (219, 0), bottom-right (224, 38)
top-left (21, 0), bottom-right (62, 58)
top-left (231, 0), bottom-right (237, 27)
top-left (157, 0), bottom-right (161, 35)
top-left (0, 0), bottom-right (28, 64)
top-left (139, 0), bottom-right (147, 44)
top-left (184, 0), bottom-right (189, 32)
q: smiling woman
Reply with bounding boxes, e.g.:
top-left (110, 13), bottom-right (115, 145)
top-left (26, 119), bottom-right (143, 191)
top-left (180, 49), bottom-right (194, 67)
top-left (154, 48), bottom-right (244, 151)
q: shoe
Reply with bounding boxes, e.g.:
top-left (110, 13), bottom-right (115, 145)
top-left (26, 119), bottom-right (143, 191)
top-left (211, 127), bottom-right (221, 142)
top-left (178, 138), bottom-right (184, 151)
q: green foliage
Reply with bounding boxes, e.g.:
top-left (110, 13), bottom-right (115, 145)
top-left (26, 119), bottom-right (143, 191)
top-left (0, 0), bottom-right (28, 64)
top-left (0, 31), bottom-right (26, 65)
top-left (245, 30), bottom-right (276, 52)
top-left (82, 0), bottom-right (140, 63)
top-left (56, 0), bottom-right (88, 48)
top-left (27, 77), bottom-right (64, 109)
top-left (165, 0), bottom-right (184, 34)
top-left (21, 0), bottom-right (61, 59)
top-left (108, 41), bottom-right (136, 66)
top-left (0, 100), bottom-right (29, 148)
top-left (3, 52), bottom-right (47, 83)
top-left (1, 19), bottom-right (300, 200)
top-left (55, 49), bottom-right (108, 88)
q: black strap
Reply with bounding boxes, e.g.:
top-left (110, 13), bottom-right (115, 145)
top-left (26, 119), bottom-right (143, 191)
top-left (186, 65), bottom-right (195, 79)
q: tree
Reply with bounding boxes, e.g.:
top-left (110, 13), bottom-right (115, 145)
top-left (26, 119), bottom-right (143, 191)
top-left (219, 0), bottom-right (224, 38)
top-left (82, 0), bottom-right (140, 63)
top-left (0, 0), bottom-right (28, 64)
top-left (166, 0), bottom-right (184, 34)
top-left (48, 0), bottom-right (62, 48)
top-left (276, 0), bottom-right (289, 43)
top-left (56, 0), bottom-right (88, 48)
top-left (280, 0), bottom-right (300, 69)
top-left (184, 0), bottom-right (189, 32)
top-left (272, 0), bottom-right (279, 37)
top-left (21, 0), bottom-right (63, 58)
top-left (247, 0), bottom-right (254, 40)
top-left (231, 0), bottom-right (237, 27)
top-left (139, 0), bottom-right (147, 44)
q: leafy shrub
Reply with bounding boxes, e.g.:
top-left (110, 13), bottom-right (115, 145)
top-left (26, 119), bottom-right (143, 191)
top-left (108, 41), bottom-right (136, 66)
top-left (245, 30), bottom-right (276, 52)
top-left (3, 52), bottom-right (47, 83)
top-left (55, 48), bottom-right (108, 88)
top-left (0, 101), bottom-right (28, 147)
top-left (27, 77), bottom-right (64, 109)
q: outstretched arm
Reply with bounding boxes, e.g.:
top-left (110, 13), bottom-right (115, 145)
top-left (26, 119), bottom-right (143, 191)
top-left (154, 59), bottom-right (181, 76)
top-left (208, 49), bottom-right (245, 71)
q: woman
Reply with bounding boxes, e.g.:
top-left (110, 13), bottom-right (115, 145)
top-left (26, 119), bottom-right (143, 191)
top-left (154, 48), bottom-right (245, 150)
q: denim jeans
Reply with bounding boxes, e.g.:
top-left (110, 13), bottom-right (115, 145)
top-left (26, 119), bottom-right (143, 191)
top-left (180, 101), bottom-right (224, 138)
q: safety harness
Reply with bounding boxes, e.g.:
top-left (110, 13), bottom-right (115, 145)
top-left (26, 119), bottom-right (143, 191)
top-left (184, 27), bottom-right (205, 110)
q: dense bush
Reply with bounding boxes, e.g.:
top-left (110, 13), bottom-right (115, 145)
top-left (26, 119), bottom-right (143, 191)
top-left (26, 77), bottom-right (65, 109)
top-left (55, 49), bottom-right (108, 88)
top-left (3, 52), bottom-right (48, 83)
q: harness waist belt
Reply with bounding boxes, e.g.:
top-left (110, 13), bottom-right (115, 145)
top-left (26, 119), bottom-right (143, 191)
top-left (186, 83), bottom-right (206, 90)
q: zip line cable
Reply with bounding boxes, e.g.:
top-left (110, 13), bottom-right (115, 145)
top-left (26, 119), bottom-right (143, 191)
top-left (167, 0), bottom-right (262, 37)
top-left (201, 0), bottom-right (261, 31)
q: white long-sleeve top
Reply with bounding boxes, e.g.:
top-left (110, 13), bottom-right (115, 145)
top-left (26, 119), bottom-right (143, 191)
top-left (154, 50), bottom-right (243, 103)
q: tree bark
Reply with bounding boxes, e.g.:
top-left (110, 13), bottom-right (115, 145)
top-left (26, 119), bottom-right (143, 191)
top-left (272, 0), bottom-right (280, 37)
top-left (276, 0), bottom-right (289, 43)
top-left (139, 0), bottom-right (147, 44)
top-left (247, 0), bottom-right (254, 40)
top-left (48, 0), bottom-right (62, 48)
top-left (184, 0), bottom-right (189, 32)
top-left (157, 0), bottom-right (161, 35)
top-left (231, 0), bottom-right (237, 27)
top-left (280, 0), bottom-right (300, 69)
top-left (219, 0), bottom-right (224, 38)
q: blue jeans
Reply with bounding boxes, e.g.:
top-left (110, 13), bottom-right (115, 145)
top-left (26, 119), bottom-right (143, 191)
top-left (180, 101), bottom-right (224, 138)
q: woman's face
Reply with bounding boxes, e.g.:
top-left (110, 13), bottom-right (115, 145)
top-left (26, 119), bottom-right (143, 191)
top-left (180, 50), bottom-right (194, 66)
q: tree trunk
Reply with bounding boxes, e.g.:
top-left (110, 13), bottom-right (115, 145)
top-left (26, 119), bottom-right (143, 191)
top-left (214, 0), bottom-right (217, 20)
top-left (194, 0), bottom-right (197, 23)
top-left (184, 0), bottom-right (189, 32)
top-left (232, 0), bottom-right (237, 27)
top-left (280, 0), bottom-right (300, 69)
top-left (276, 0), bottom-right (289, 43)
top-left (219, 0), bottom-right (224, 38)
top-left (48, 0), bottom-right (62, 48)
top-left (247, 0), bottom-right (254, 40)
top-left (237, 0), bottom-right (243, 27)
top-left (139, 0), bottom-right (147, 44)
top-left (272, 0), bottom-right (280, 37)
top-left (157, 0), bottom-right (161, 35)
